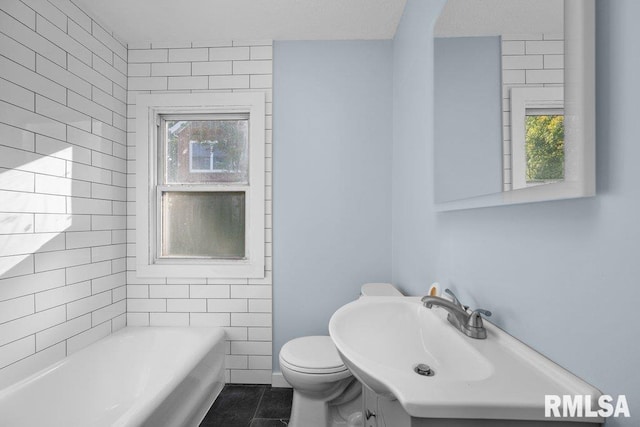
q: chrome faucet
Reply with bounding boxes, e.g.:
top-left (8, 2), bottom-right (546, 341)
top-left (421, 289), bottom-right (492, 339)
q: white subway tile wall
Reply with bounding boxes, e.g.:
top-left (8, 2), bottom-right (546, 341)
top-left (126, 41), bottom-right (273, 384)
top-left (0, 0), bottom-right (127, 387)
top-left (501, 34), bottom-right (564, 190)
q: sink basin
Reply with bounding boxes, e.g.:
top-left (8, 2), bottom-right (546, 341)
top-left (328, 297), bottom-right (603, 422)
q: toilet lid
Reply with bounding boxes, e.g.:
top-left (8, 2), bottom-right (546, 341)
top-left (280, 336), bottom-right (348, 374)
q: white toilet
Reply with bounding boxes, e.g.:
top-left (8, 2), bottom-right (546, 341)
top-left (279, 283), bottom-right (403, 427)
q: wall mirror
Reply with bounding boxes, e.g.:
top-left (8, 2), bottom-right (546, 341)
top-left (433, 0), bottom-right (595, 211)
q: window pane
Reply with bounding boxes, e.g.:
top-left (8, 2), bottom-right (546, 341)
top-left (161, 192), bottom-right (245, 258)
top-left (165, 119), bottom-right (248, 184)
top-left (525, 114), bottom-right (564, 183)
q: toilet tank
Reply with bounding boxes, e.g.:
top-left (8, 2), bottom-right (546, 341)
top-left (360, 283), bottom-right (403, 297)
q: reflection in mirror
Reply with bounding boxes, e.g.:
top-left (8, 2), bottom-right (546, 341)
top-left (433, 0), bottom-right (594, 210)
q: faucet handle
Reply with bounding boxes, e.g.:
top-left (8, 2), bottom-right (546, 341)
top-left (467, 308), bottom-right (492, 328)
top-left (444, 288), bottom-right (462, 307)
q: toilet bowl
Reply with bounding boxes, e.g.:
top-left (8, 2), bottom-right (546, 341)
top-left (279, 283), bottom-right (402, 427)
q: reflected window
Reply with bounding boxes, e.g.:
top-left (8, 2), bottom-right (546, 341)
top-left (525, 113), bottom-right (564, 183)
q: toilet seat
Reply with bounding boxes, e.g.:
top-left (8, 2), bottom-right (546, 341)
top-left (280, 336), bottom-right (348, 375)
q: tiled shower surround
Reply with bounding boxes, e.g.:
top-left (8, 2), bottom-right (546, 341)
top-left (0, 0), bottom-right (273, 385)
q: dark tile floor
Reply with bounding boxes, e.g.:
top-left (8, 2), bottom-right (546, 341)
top-left (200, 384), bottom-right (293, 427)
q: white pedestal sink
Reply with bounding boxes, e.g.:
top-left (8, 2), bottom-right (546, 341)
top-left (329, 296), bottom-right (603, 425)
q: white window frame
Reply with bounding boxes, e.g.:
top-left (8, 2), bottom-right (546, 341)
top-left (136, 92), bottom-right (265, 278)
top-left (510, 87), bottom-right (564, 190)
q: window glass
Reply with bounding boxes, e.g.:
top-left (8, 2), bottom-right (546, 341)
top-left (165, 119), bottom-right (249, 184)
top-left (161, 192), bottom-right (246, 258)
top-left (525, 114), bottom-right (564, 183)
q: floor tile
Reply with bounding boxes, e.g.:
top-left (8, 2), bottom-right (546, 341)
top-left (200, 384), bottom-right (265, 426)
top-left (255, 387), bottom-right (293, 419)
top-left (249, 419), bottom-right (289, 427)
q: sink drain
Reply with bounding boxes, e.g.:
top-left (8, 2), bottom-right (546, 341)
top-left (414, 363), bottom-right (435, 377)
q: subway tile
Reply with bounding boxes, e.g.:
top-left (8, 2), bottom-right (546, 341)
top-left (66, 196), bottom-right (112, 215)
top-left (66, 321), bottom-right (110, 354)
top-left (0, 213), bottom-right (34, 235)
top-left (0, 306), bottom-right (65, 347)
top-left (0, 56), bottom-right (66, 105)
top-left (1, 0), bottom-right (36, 30)
top-left (192, 40), bottom-right (232, 48)
top-left (67, 127), bottom-right (112, 154)
top-left (0, 295), bottom-right (34, 324)
top-left (0, 77), bottom-right (34, 111)
top-left (92, 87), bottom-right (126, 116)
top-left (230, 285), bottom-right (271, 299)
top-left (224, 327), bottom-right (248, 341)
top-left (502, 55), bottom-right (543, 70)
top-left (0, 269), bottom-right (65, 302)
top-left (36, 134), bottom-right (91, 165)
top-left (168, 76), bottom-right (208, 90)
top-left (111, 258), bottom-right (126, 274)
top-left (525, 40), bottom-right (563, 55)
top-left (91, 151), bottom-right (126, 173)
top-left (128, 76), bottom-right (168, 91)
top-left (232, 40), bottom-right (271, 47)
top-left (35, 281), bottom-right (91, 311)
top-left (92, 55), bottom-right (127, 90)
top-left (250, 74), bottom-right (272, 89)
top-left (35, 314), bottom-right (91, 351)
top-left (526, 69), bottom-right (564, 84)
top-left (112, 285), bottom-right (126, 302)
top-left (231, 313), bottom-right (271, 327)
top-left (128, 49), bottom-right (167, 63)
top-left (126, 312), bottom-right (149, 326)
top-left (35, 95), bottom-right (91, 132)
top-left (36, 14), bottom-right (92, 66)
top-left (67, 92), bottom-right (112, 125)
top-left (151, 62), bottom-right (191, 76)
top-left (34, 248), bottom-right (90, 272)
top-left (127, 298), bottom-right (166, 312)
top-left (91, 244), bottom-right (125, 263)
top-left (544, 54), bottom-right (564, 69)
top-left (92, 120), bottom-right (126, 145)
top-left (229, 369), bottom-right (271, 385)
top-left (190, 285), bottom-right (230, 298)
top-left (1, 232), bottom-right (65, 257)
top-left (150, 312), bottom-right (189, 326)
top-left (0, 32), bottom-right (35, 70)
top-left (35, 55), bottom-right (91, 99)
top-left (92, 215), bottom-right (126, 231)
top-left (68, 20), bottom-right (112, 65)
top-left (128, 63), bottom-right (151, 77)
top-left (502, 40), bottom-right (525, 55)
top-left (66, 230), bottom-right (110, 249)
top-left (113, 54), bottom-right (127, 76)
top-left (91, 182), bottom-right (126, 200)
top-left (127, 285), bottom-right (149, 298)
top-left (168, 48), bottom-right (208, 62)
top-left (111, 312), bottom-right (126, 331)
top-left (0, 336), bottom-right (34, 369)
top-left (149, 284), bottom-right (189, 298)
top-left (21, 0), bottom-right (67, 31)
top-left (207, 298), bottom-right (247, 312)
top-left (0, 189), bottom-right (66, 214)
top-left (167, 298), bottom-right (206, 312)
top-left (68, 56), bottom-right (112, 95)
top-left (91, 300), bottom-right (125, 326)
top-left (48, 0), bottom-right (91, 32)
top-left (248, 355), bottom-right (271, 370)
top-left (0, 254), bottom-right (34, 279)
top-left (189, 312), bottom-right (230, 327)
top-left (248, 327), bottom-right (271, 342)
top-left (502, 70), bottom-right (525, 85)
top-left (250, 46), bottom-right (273, 60)
top-left (0, 10), bottom-right (65, 67)
top-left (248, 299), bottom-right (272, 313)
top-left (91, 21), bottom-right (127, 61)
top-left (233, 60), bottom-right (272, 75)
top-left (225, 354), bottom-right (248, 369)
top-left (208, 75), bottom-right (249, 89)
top-left (66, 291), bottom-right (111, 319)
top-left (230, 341), bottom-right (272, 355)
top-left (151, 41), bottom-right (191, 49)
top-left (0, 122), bottom-right (34, 152)
top-left (191, 61), bottom-right (232, 76)
top-left (67, 163), bottom-right (111, 186)
top-left (0, 167), bottom-right (33, 192)
top-left (35, 173), bottom-right (90, 198)
top-left (209, 47), bottom-right (250, 61)
top-left (65, 260), bottom-right (111, 285)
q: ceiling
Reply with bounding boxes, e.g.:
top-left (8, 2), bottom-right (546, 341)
top-left (73, 0), bottom-right (409, 44)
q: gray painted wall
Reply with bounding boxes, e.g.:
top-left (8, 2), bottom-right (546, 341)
top-left (272, 41), bottom-right (393, 370)
top-left (392, 1), bottom-right (639, 426)
top-left (434, 36), bottom-right (503, 203)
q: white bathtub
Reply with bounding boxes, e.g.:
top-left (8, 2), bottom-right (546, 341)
top-left (0, 327), bottom-right (225, 427)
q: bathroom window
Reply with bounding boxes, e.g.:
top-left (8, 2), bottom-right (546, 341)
top-left (136, 93), bottom-right (266, 278)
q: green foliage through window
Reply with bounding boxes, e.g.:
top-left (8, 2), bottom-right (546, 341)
top-left (525, 114), bottom-right (564, 182)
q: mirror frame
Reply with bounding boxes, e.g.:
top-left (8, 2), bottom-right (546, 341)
top-left (434, 0), bottom-right (595, 211)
